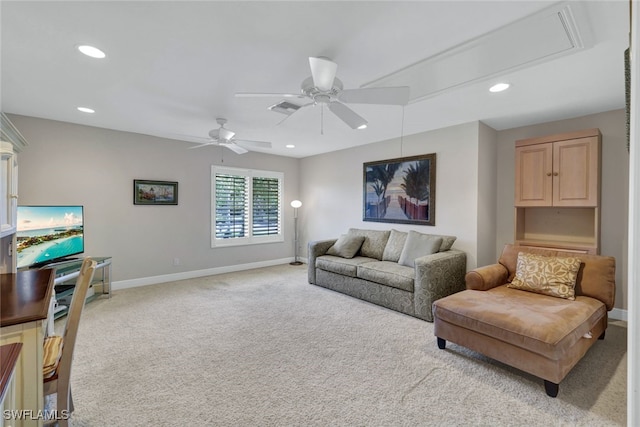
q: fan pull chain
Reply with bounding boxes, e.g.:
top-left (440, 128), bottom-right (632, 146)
top-left (321, 104), bottom-right (324, 135)
top-left (400, 105), bottom-right (405, 157)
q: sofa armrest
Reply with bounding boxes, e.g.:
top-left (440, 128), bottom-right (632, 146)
top-left (307, 239), bottom-right (337, 284)
top-left (465, 264), bottom-right (508, 291)
top-left (414, 249), bottom-right (467, 322)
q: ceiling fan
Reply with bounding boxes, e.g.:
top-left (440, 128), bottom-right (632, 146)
top-left (185, 118), bottom-right (271, 154)
top-left (235, 56), bottom-right (410, 131)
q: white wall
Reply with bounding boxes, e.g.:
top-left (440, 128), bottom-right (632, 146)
top-left (9, 114), bottom-right (300, 282)
top-left (496, 109), bottom-right (629, 310)
top-left (477, 122), bottom-right (498, 267)
top-left (299, 121), bottom-right (489, 270)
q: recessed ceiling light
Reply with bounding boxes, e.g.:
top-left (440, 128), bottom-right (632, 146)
top-left (77, 45), bottom-right (106, 59)
top-left (285, 144), bottom-right (295, 149)
top-left (489, 83), bottom-right (510, 93)
top-left (357, 124), bottom-right (368, 130)
top-left (77, 107), bottom-right (95, 113)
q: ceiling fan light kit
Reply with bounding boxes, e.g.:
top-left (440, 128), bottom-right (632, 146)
top-left (236, 56), bottom-right (410, 132)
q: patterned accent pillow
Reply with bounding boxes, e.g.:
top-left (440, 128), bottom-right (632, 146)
top-left (507, 252), bottom-right (582, 300)
top-left (326, 234), bottom-right (366, 259)
top-left (398, 231), bottom-right (443, 268)
top-left (382, 229), bottom-right (408, 262)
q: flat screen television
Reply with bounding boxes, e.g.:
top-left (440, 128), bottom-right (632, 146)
top-left (16, 205), bottom-right (84, 269)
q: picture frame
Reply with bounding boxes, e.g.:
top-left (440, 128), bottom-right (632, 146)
top-left (363, 153), bottom-right (436, 226)
top-left (133, 180), bottom-right (178, 205)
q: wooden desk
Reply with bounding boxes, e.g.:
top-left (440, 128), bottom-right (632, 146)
top-left (1, 269), bottom-right (54, 427)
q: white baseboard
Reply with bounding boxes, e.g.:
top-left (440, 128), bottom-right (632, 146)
top-left (610, 308), bottom-right (628, 322)
top-left (111, 257), bottom-right (302, 291)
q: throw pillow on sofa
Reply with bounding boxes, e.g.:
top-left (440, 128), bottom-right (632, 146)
top-left (382, 229), bottom-right (408, 262)
top-left (326, 234), bottom-right (366, 259)
top-left (507, 252), bottom-right (582, 300)
top-left (347, 228), bottom-right (391, 260)
top-left (398, 231), bottom-right (443, 268)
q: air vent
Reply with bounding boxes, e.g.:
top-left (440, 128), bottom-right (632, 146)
top-left (268, 101), bottom-right (302, 115)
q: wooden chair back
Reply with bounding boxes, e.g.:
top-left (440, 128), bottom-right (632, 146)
top-left (57, 257), bottom-right (97, 381)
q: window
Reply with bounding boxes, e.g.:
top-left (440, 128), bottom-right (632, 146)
top-left (211, 166), bottom-right (283, 247)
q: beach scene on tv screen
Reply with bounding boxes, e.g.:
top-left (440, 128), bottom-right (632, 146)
top-left (16, 206), bottom-right (84, 268)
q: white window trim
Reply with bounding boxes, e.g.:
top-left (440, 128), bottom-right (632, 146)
top-left (211, 165), bottom-right (284, 247)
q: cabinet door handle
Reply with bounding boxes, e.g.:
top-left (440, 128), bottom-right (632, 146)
top-left (546, 172), bottom-right (552, 176)
top-left (553, 172), bottom-right (559, 176)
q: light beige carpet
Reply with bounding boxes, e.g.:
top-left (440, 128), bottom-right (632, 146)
top-left (60, 264), bottom-right (626, 426)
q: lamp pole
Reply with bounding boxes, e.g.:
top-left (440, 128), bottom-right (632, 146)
top-left (290, 200), bottom-right (303, 265)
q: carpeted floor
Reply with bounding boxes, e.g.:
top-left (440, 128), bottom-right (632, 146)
top-left (60, 264), bottom-right (627, 426)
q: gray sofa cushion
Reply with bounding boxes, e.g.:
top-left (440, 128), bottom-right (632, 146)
top-left (347, 228), bottom-right (391, 260)
top-left (326, 234), bottom-right (365, 259)
top-left (316, 255), bottom-right (377, 278)
top-left (357, 261), bottom-right (415, 292)
top-left (399, 231), bottom-right (442, 267)
top-left (382, 229), bottom-right (408, 262)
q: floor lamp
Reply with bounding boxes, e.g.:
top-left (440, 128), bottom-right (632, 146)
top-left (290, 200), bottom-right (303, 265)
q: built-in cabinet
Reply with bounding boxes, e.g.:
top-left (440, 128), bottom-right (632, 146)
top-left (1, 114), bottom-right (28, 273)
top-left (514, 128), bottom-right (601, 254)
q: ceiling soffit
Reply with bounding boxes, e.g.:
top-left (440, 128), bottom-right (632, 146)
top-left (363, 2), bottom-right (592, 103)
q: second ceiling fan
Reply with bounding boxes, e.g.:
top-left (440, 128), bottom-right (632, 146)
top-left (186, 118), bottom-right (271, 154)
top-left (236, 56), bottom-right (410, 131)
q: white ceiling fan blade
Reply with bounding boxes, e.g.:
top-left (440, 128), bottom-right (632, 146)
top-left (309, 57), bottom-right (337, 92)
top-left (235, 92), bottom-right (306, 99)
top-left (234, 139), bottom-right (272, 149)
top-left (338, 86), bottom-right (410, 106)
top-left (274, 101), bottom-right (314, 126)
top-left (187, 142), bottom-right (216, 150)
top-left (218, 128), bottom-right (235, 141)
top-left (221, 142), bottom-right (249, 154)
top-left (328, 101), bottom-right (368, 130)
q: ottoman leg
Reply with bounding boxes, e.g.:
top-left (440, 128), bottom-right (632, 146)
top-left (544, 380), bottom-right (559, 398)
top-left (437, 337), bottom-right (446, 349)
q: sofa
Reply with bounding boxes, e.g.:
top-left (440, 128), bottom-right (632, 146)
top-left (432, 244), bottom-right (616, 397)
top-left (308, 228), bottom-right (467, 322)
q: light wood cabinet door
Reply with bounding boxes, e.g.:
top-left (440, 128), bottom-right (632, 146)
top-left (515, 142), bottom-right (553, 206)
top-left (552, 136), bottom-right (599, 207)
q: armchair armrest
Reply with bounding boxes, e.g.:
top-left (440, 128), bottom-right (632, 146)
top-left (414, 249), bottom-right (467, 321)
top-left (465, 264), bottom-right (508, 291)
top-left (307, 239), bottom-right (337, 284)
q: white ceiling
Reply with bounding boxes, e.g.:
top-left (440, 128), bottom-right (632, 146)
top-left (1, 1), bottom-right (629, 158)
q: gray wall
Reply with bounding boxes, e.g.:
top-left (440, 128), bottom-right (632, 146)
top-left (11, 109), bottom-right (628, 310)
top-left (9, 114), bottom-right (300, 282)
top-left (299, 109), bottom-right (627, 310)
top-left (299, 121), bottom-right (491, 271)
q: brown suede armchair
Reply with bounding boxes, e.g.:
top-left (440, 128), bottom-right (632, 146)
top-left (432, 244), bottom-right (616, 397)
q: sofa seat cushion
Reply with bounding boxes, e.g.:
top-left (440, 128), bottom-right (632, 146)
top-left (356, 261), bottom-right (415, 292)
top-left (316, 255), bottom-right (377, 278)
top-left (432, 285), bottom-right (606, 360)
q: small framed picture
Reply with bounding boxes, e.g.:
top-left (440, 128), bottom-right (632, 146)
top-left (133, 180), bottom-right (178, 205)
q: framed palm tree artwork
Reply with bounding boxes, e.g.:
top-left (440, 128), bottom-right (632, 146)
top-left (363, 153), bottom-right (436, 226)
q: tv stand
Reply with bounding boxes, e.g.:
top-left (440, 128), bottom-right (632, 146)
top-left (43, 256), bottom-right (112, 320)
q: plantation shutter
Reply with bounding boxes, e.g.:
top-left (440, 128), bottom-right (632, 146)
top-left (211, 166), bottom-right (284, 247)
top-left (252, 176), bottom-right (281, 236)
top-left (214, 173), bottom-right (249, 239)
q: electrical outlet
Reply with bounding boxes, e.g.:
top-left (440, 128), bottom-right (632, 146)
top-left (173, 258), bottom-right (180, 266)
